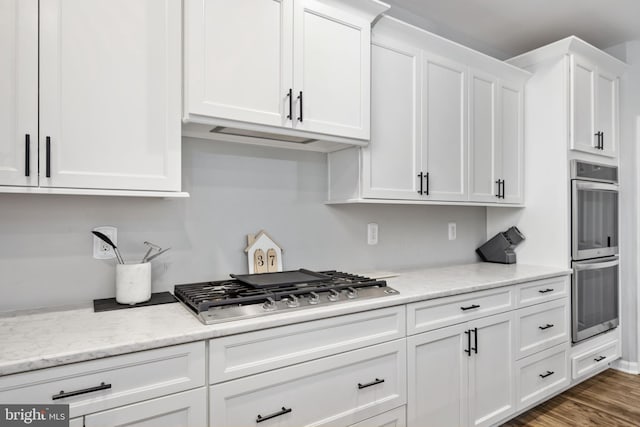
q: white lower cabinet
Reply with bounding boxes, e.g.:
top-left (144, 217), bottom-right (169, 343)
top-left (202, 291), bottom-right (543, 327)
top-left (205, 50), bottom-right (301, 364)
top-left (572, 338), bottom-right (620, 380)
top-left (407, 312), bottom-right (515, 427)
top-left (210, 339), bottom-right (406, 427)
top-left (84, 388), bottom-right (207, 427)
top-left (348, 406), bottom-right (406, 427)
top-left (69, 418), bottom-right (84, 427)
top-left (515, 344), bottom-right (570, 410)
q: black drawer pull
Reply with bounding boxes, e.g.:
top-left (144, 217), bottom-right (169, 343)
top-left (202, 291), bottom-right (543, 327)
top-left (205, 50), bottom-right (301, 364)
top-left (594, 356), bottom-right (607, 362)
top-left (464, 329), bottom-right (471, 356)
top-left (538, 324), bottom-right (554, 330)
top-left (460, 304), bottom-right (480, 311)
top-left (256, 407), bottom-right (292, 423)
top-left (358, 378), bottom-right (385, 389)
top-left (417, 172), bottom-right (424, 195)
top-left (52, 382), bottom-right (111, 400)
top-left (538, 288), bottom-right (554, 294)
top-left (539, 371), bottom-right (554, 379)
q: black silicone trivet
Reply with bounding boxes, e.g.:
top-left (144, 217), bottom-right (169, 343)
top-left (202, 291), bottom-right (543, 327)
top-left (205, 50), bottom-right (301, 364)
top-left (93, 292), bottom-right (177, 312)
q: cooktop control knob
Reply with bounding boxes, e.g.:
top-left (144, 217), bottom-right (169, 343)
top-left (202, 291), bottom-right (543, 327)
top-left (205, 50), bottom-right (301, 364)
top-left (328, 289), bottom-right (340, 302)
top-left (286, 294), bottom-right (300, 308)
top-left (346, 287), bottom-right (358, 299)
top-left (262, 297), bottom-right (277, 311)
top-left (308, 291), bottom-right (320, 305)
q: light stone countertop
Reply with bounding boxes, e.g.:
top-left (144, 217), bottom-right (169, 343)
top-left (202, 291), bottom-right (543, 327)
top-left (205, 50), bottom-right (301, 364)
top-left (0, 262), bottom-right (570, 377)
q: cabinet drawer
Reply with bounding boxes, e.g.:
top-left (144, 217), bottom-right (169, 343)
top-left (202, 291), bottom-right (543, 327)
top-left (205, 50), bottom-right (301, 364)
top-left (348, 406), bottom-right (406, 427)
top-left (210, 339), bottom-right (406, 427)
top-left (516, 344), bottom-right (570, 410)
top-left (84, 387), bottom-right (207, 427)
top-left (572, 339), bottom-right (619, 379)
top-left (0, 342), bottom-right (205, 418)
top-left (407, 287), bottom-right (514, 335)
top-left (516, 276), bottom-right (569, 307)
top-left (515, 298), bottom-right (570, 359)
top-left (210, 306), bottom-right (405, 384)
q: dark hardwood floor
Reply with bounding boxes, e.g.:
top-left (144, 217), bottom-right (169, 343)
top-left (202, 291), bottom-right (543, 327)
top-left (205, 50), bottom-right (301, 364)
top-left (503, 369), bottom-right (640, 426)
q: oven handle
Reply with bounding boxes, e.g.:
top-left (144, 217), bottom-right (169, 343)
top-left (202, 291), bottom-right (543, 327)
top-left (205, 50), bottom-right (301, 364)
top-left (574, 181), bottom-right (619, 192)
top-left (574, 259), bottom-right (619, 271)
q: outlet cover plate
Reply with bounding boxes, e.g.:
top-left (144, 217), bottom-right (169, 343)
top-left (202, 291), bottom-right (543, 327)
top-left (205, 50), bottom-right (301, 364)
top-left (93, 226), bottom-right (117, 260)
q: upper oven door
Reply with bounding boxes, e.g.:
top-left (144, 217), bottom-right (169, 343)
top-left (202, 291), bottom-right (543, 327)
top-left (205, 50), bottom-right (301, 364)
top-left (572, 180), bottom-right (619, 260)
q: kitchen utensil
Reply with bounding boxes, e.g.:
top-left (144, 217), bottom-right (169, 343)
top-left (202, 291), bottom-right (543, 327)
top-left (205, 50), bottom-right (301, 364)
top-left (144, 247), bottom-right (171, 262)
top-left (141, 241), bottom-right (162, 263)
top-left (92, 231), bottom-right (125, 264)
top-left (230, 269), bottom-right (330, 288)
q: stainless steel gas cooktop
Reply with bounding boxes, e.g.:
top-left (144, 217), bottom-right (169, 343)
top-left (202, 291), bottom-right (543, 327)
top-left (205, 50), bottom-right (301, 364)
top-left (174, 269), bottom-right (399, 324)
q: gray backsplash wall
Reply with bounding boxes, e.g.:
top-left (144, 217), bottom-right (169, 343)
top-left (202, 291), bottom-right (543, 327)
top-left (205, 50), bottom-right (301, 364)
top-left (0, 137), bottom-right (486, 312)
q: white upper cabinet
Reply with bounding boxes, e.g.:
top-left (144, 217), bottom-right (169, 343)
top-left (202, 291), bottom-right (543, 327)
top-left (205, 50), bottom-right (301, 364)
top-left (185, 0), bottom-right (293, 128)
top-left (497, 81), bottom-right (524, 204)
top-left (328, 16), bottom-right (529, 206)
top-left (570, 53), bottom-right (619, 158)
top-left (293, 0), bottom-right (371, 139)
top-left (39, 0), bottom-right (182, 192)
top-left (184, 0), bottom-right (388, 149)
top-left (0, 0), bottom-right (38, 187)
top-left (362, 37), bottom-right (422, 199)
top-left (422, 54), bottom-right (468, 201)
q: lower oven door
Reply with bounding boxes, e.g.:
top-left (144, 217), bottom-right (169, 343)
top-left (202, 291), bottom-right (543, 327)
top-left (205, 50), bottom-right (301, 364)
top-left (572, 256), bottom-right (619, 343)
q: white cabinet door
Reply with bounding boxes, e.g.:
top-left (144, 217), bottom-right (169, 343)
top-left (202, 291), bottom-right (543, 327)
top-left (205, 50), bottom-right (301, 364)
top-left (0, 0), bottom-right (38, 186)
top-left (39, 0), bottom-right (181, 191)
top-left (570, 54), bottom-right (598, 154)
top-left (84, 388), bottom-right (206, 427)
top-left (468, 312), bottom-right (516, 427)
top-left (185, 0), bottom-right (293, 128)
top-left (596, 70), bottom-right (617, 157)
top-left (422, 54), bottom-right (467, 201)
top-left (468, 71), bottom-right (498, 203)
top-left (349, 406), bottom-right (406, 427)
top-left (293, 0), bottom-right (370, 140)
top-left (407, 323), bottom-right (468, 427)
top-left (498, 81), bottom-right (524, 204)
top-left (362, 38), bottom-right (422, 199)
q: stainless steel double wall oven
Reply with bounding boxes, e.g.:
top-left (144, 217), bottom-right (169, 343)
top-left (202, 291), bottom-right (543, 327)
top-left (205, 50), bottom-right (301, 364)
top-left (571, 160), bottom-right (619, 343)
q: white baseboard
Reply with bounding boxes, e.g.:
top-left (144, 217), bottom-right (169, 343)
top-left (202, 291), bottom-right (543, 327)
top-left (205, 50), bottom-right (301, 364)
top-left (613, 359), bottom-right (640, 374)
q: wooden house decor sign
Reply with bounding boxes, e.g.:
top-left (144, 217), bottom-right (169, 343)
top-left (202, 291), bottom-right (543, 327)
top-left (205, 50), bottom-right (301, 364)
top-left (245, 230), bottom-right (284, 274)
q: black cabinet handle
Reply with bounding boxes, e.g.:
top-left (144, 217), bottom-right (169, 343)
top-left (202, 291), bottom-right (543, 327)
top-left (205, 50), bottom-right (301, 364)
top-left (297, 91), bottom-right (303, 122)
top-left (460, 304), bottom-right (480, 311)
top-left (52, 382), bottom-right (111, 400)
top-left (46, 136), bottom-right (51, 178)
top-left (358, 378), bottom-right (385, 389)
top-left (539, 371), bottom-right (554, 379)
top-left (417, 172), bottom-right (424, 195)
top-left (25, 134), bottom-right (30, 177)
top-left (425, 172), bottom-right (430, 195)
top-left (538, 288), bottom-right (554, 294)
top-left (495, 180), bottom-right (501, 198)
top-left (601, 131), bottom-right (605, 150)
top-left (594, 355), bottom-right (607, 362)
top-left (538, 323), bottom-right (555, 330)
top-left (501, 180), bottom-right (505, 199)
top-left (464, 329), bottom-right (471, 356)
top-left (286, 89), bottom-right (293, 120)
top-left (472, 327), bottom-right (478, 354)
top-left (256, 407), bottom-right (292, 423)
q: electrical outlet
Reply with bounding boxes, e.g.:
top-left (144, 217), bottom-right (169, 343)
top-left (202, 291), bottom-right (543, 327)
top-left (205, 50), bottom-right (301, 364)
top-left (448, 222), bottom-right (457, 241)
top-left (367, 223), bottom-right (379, 245)
top-left (93, 226), bottom-right (117, 260)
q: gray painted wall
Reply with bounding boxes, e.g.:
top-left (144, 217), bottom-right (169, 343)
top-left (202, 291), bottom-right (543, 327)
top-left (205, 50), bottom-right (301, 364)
top-left (607, 41), bottom-right (640, 366)
top-left (0, 138), bottom-right (487, 312)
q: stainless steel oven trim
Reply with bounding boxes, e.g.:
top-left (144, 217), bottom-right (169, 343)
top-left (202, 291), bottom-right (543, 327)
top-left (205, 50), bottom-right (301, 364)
top-left (570, 160), bottom-right (619, 184)
top-left (571, 180), bottom-right (619, 260)
top-left (572, 256), bottom-right (620, 343)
